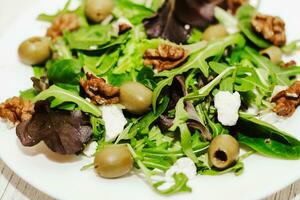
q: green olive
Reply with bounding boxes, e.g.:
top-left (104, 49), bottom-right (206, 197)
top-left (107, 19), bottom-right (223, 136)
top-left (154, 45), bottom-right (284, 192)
top-left (85, 0), bottom-right (114, 23)
top-left (260, 46), bottom-right (282, 64)
top-left (94, 145), bottom-right (133, 178)
top-left (18, 36), bottom-right (51, 65)
top-left (203, 24), bottom-right (228, 41)
top-left (120, 82), bottom-right (153, 115)
top-left (208, 134), bottom-right (239, 170)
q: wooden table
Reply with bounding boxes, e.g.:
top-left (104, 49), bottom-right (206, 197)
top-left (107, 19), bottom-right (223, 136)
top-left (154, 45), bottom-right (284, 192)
top-left (0, 0), bottom-right (299, 199)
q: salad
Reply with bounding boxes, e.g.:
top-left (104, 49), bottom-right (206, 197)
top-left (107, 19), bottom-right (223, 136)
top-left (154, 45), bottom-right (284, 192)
top-left (1, 0), bottom-right (300, 195)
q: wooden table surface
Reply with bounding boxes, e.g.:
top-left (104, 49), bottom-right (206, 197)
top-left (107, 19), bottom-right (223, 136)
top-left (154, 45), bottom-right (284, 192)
top-left (0, 0), bottom-right (299, 199)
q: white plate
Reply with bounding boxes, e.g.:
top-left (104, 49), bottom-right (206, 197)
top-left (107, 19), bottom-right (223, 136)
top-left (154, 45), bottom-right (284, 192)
top-left (0, 0), bottom-right (300, 199)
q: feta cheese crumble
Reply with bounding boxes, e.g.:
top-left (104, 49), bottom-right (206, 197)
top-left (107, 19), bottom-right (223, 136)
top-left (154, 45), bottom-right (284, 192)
top-left (214, 91), bottom-right (241, 126)
top-left (151, 157), bottom-right (197, 191)
top-left (166, 157), bottom-right (197, 179)
top-left (102, 105), bottom-right (127, 142)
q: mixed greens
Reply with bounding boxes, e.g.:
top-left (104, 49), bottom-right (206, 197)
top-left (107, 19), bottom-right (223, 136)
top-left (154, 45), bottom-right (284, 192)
top-left (2, 0), bottom-right (300, 196)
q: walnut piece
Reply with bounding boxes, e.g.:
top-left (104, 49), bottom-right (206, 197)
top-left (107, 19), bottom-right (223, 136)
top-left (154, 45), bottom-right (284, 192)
top-left (271, 81), bottom-right (300, 116)
top-left (46, 13), bottom-right (81, 40)
top-left (251, 14), bottom-right (286, 46)
top-left (227, 0), bottom-right (248, 14)
top-left (80, 73), bottom-right (120, 105)
top-left (0, 97), bottom-right (34, 124)
top-left (280, 60), bottom-right (297, 68)
top-left (144, 43), bottom-right (188, 72)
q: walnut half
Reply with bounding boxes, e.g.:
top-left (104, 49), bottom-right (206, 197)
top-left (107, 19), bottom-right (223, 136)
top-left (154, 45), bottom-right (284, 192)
top-left (144, 43), bottom-right (188, 72)
top-left (0, 97), bottom-right (34, 124)
top-left (80, 73), bottom-right (120, 105)
top-left (271, 81), bottom-right (300, 116)
top-left (251, 14), bottom-right (286, 46)
top-left (46, 13), bottom-right (81, 41)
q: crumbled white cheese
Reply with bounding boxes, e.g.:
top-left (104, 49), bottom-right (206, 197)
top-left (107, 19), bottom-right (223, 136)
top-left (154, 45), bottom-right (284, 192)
top-left (82, 141), bottom-right (98, 157)
top-left (112, 17), bottom-right (133, 34)
top-left (271, 85), bottom-right (288, 98)
top-left (151, 157), bottom-right (197, 191)
top-left (166, 157), bottom-right (197, 179)
top-left (102, 105), bottom-right (127, 142)
top-left (214, 91), bottom-right (241, 126)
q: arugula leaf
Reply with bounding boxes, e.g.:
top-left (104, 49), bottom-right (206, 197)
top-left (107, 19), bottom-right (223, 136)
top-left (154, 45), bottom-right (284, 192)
top-left (234, 67), bottom-right (269, 92)
top-left (37, 0), bottom-right (72, 22)
top-left (33, 85), bottom-right (101, 117)
top-left (199, 161), bottom-right (244, 176)
top-left (125, 96), bottom-right (169, 139)
top-left (187, 28), bottom-right (203, 44)
top-left (220, 77), bottom-right (234, 92)
top-left (158, 34), bottom-right (245, 78)
top-left (152, 34), bottom-right (245, 109)
top-left (244, 47), bottom-right (291, 85)
top-left (37, 0), bottom-right (88, 27)
top-left (32, 66), bottom-right (46, 78)
top-left (153, 173), bottom-right (192, 195)
top-left (127, 145), bottom-right (192, 195)
top-left (282, 39), bottom-right (300, 54)
top-left (20, 88), bottom-right (38, 100)
top-left (81, 48), bottom-right (120, 76)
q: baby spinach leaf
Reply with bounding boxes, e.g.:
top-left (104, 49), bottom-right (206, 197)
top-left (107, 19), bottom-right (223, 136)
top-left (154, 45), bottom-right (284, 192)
top-left (282, 39), bottom-right (300, 54)
top-left (64, 25), bottom-right (113, 50)
top-left (136, 67), bottom-right (157, 90)
top-left (33, 85), bottom-right (101, 117)
top-left (237, 133), bottom-right (300, 159)
top-left (114, 0), bottom-right (154, 25)
top-left (236, 4), bottom-right (270, 48)
top-left (47, 59), bottom-right (82, 85)
top-left (236, 113), bottom-right (300, 159)
top-left (238, 20), bottom-right (270, 48)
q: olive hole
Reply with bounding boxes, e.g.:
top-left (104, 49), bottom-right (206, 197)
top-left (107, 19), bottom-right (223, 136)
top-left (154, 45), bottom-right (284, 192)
top-left (261, 53), bottom-right (270, 59)
top-left (214, 150), bottom-right (227, 162)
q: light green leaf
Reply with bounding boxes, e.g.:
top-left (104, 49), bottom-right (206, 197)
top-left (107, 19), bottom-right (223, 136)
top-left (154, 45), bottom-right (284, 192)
top-left (33, 85), bottom-right (101, 117)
